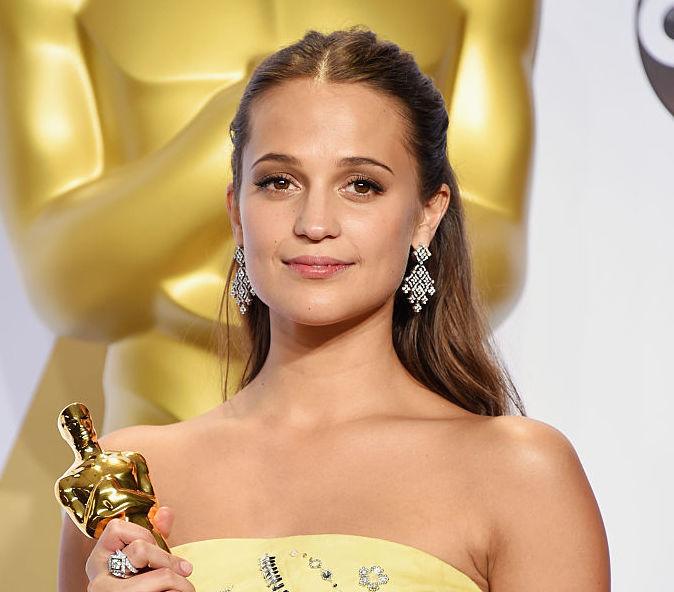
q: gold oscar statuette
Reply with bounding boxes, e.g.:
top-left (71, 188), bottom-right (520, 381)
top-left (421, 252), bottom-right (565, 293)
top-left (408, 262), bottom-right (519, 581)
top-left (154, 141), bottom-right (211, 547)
top-left (54, 402), bottom-right (170, 552)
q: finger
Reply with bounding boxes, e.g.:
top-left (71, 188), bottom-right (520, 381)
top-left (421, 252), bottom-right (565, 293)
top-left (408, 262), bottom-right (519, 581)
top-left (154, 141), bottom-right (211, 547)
top-left (98, 518), bottom-right (157, 553)
top-left (122, 538), bottom-right (193, 577)
top-left (113, 566), bottom-right (195, 592)
top-left (87, 518), bottom-right (160, 581)
top-left (151, 506), bottom-right (175, 539)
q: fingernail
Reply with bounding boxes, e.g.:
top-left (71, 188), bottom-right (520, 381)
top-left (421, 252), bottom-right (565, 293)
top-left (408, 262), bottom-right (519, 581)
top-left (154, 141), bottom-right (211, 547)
top-left (180, 560), bottom-right (193, 575)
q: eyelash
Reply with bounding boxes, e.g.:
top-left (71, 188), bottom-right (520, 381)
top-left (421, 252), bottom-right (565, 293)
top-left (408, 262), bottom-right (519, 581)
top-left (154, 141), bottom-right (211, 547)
top-left (253, 173), bottom-right (384, 197)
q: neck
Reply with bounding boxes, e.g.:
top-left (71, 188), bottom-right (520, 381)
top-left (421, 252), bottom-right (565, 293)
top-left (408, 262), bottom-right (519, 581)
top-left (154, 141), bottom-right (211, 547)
top-left (76, 441), bottom-right (102, 460)
top-left (232, 300), bottom-right (429, 429)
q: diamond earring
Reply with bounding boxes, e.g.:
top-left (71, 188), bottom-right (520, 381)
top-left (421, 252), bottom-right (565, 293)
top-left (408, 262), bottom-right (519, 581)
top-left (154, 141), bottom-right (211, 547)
top-left (400, 244), bottom-right (435, 313)
top-left (230, 244), bottom-right (256, 314)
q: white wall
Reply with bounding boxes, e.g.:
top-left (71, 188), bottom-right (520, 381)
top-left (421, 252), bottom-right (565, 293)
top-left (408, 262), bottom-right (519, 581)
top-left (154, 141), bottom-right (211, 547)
top-left (0, 226), bottom-right (53, 467)
top-left (495, 1), bottom-right (674, 589)
top-left (1, 1), bottom-right (671, 589)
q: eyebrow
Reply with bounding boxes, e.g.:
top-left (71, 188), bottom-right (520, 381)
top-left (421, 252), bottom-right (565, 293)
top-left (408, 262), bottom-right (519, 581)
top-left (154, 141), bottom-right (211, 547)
top-left (251, 152), bottom-right (394, 175)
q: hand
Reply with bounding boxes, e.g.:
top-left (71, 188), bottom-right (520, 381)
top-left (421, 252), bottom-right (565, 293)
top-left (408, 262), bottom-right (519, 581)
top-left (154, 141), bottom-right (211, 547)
top-left (85, 506), bottom-right (196, 591)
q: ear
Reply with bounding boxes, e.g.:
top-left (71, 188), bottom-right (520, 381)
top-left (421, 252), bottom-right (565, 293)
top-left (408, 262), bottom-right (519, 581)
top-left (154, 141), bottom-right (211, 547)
top-left (226, 181), bottom-right (243, 244)
top-left (411, 183), bottom-right (451, 248)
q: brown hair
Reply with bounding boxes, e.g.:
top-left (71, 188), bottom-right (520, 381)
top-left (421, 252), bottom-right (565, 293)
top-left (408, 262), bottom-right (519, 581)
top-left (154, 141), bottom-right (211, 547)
top-left (216, 26), bottom-right (526, 416)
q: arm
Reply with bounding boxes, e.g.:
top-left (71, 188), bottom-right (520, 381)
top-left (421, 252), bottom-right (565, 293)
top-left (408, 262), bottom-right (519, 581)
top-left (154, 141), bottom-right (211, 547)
top-left (58, 512), bottom-right (97, 592)
top-left (0, 0), bottom-right (243, 340)
top-left (130, 452), bottom-right (157, 496)
top-left (85, 473), bottom-right (157, 530)
top-left (484, 417), bottom-right (611, 591)
top-left (57, 475), bottom-right (87, 523)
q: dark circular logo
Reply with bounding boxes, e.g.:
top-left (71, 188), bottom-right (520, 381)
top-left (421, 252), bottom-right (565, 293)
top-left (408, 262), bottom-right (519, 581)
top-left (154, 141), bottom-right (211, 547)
top-left (637, 0), bottom-right (674, 116)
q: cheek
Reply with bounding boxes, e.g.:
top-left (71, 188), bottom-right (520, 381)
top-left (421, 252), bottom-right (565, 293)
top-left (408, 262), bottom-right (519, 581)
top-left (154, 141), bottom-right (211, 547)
top-left (238, 200), bottom-right (285, 283)
top-left (349, 208), bottom-right (414, 287)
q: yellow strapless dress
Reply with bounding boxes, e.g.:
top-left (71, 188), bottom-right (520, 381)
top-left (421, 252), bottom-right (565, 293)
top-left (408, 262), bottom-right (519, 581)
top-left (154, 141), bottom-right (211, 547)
top-left (170, 532), bottom-right (482, 592)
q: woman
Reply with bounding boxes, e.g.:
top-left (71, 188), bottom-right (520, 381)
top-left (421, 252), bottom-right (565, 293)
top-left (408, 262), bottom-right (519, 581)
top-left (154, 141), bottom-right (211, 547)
top-left (58, 27), bottom-right (610, 592)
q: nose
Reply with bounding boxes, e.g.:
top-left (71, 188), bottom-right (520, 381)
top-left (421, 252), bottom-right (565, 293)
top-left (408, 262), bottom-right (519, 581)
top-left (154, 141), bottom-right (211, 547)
top-left (293, 187), bottom-right (341, 241)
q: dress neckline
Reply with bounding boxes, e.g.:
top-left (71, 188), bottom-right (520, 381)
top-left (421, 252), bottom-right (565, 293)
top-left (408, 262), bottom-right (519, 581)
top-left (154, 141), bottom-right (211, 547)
top-left (170, 531), bottom-right (482, 591)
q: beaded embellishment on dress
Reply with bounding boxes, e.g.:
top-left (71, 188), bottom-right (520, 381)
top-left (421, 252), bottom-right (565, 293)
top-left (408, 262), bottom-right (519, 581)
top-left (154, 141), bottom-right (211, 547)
top-left (259, 545), bottom-right (358, 591)
top-left (358, 565), bottom-right (390, 591)
top-left (259, 544), bottom-right (392, 591)
top-left (259, 553), bottom-right (289, 591)
top-left (290, 548), bottom-right (340, 588)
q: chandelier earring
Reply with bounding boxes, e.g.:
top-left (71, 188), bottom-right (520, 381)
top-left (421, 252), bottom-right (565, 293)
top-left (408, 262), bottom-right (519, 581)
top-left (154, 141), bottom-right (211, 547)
top-left (230, 244), bottom-right (256, 314)
top-left (400, 243), bottom-right (435, 313)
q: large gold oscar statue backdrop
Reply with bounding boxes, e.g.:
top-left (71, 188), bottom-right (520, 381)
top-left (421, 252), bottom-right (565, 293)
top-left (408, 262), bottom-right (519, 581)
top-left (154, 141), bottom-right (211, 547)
top-left (0, 0), bottom-right (539, 587)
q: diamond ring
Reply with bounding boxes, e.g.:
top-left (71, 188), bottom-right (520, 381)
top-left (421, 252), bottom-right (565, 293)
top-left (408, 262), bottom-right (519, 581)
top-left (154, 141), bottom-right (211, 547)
top-left (108, 548), bottom-right (139, 578)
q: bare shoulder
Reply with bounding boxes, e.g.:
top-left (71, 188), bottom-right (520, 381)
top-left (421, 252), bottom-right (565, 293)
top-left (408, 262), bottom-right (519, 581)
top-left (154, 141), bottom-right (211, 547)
top-left (96, 421), bottom-right (190, 490)
top-left (96, 411), bottom-right (208, 452)
top-left (97, 422), bottom-right (169, 451)
top-left (478, 415), bottom-right (582, 468)
top-left (472, 415), bottom-right (611, 591)
top-left (473, 415), bottom-right (599, 514)
top-left (95, 412), bottom-right (218, 494)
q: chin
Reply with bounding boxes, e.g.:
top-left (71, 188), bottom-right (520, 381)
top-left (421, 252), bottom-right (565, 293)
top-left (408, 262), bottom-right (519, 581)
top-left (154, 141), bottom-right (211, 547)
top-left (276, 303), bottom-right (354, 327)
top-left (270, 295), bottom-right (388, 328)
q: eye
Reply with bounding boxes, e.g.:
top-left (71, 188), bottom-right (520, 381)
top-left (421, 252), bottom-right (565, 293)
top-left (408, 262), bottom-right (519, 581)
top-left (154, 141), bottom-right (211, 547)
top-left (253, 173), bottom-right (385, 197)
top-left (344, 175), bottom-right (384, 198)
top-left (254, 173), bottom-right (297, 193)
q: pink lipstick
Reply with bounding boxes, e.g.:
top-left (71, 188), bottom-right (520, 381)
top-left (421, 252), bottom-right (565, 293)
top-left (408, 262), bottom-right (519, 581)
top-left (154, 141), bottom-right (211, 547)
top-left (283, 255), bottom-right (354, 279)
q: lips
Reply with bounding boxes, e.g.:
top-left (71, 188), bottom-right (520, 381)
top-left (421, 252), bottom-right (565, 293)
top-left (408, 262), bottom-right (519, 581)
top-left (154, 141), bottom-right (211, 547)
top-left (283, 255), bottom-right (354, 279)
top-left (284, 255), bottom-right (352, 265)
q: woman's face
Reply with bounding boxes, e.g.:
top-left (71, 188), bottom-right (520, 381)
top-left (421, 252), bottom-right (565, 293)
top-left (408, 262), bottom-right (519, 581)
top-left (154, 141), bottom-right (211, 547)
top-left (228, 78), bottom-right (448, 326)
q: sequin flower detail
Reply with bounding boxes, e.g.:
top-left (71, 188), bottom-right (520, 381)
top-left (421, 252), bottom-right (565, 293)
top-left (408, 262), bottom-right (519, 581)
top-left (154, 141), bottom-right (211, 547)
top-left (358, 565), bottom-right (389, 591)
